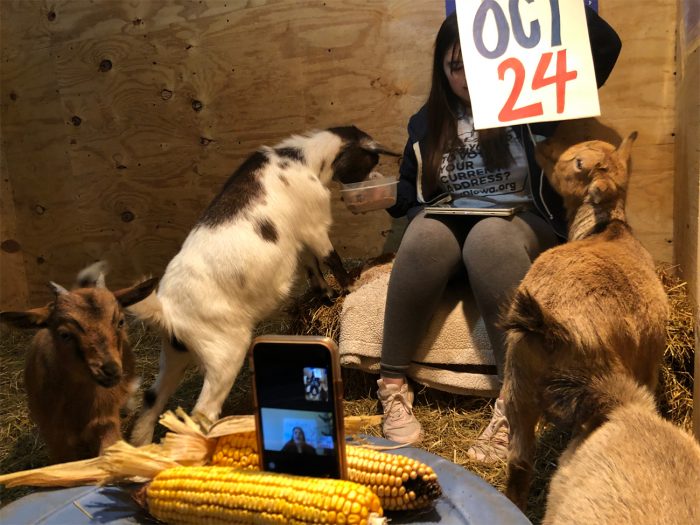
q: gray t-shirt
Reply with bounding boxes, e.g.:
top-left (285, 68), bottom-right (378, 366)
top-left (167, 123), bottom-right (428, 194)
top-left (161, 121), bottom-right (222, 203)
top-left (439, 116), bottom-right (533, 209)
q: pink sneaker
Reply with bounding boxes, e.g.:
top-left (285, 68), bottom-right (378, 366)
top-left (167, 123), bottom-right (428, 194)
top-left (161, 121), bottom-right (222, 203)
top-left (467, 398), bottom-right (509, 464)
top-left (377, 379), bottom-right (423, 444)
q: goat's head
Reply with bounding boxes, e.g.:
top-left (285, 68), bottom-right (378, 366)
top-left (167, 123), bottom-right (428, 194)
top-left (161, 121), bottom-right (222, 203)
top-left (1, 265), bottom-right (157, 388)
top-left (536, 132), bottom-right (637, 211)
top-left (327, 126), bottom-right (400, 185)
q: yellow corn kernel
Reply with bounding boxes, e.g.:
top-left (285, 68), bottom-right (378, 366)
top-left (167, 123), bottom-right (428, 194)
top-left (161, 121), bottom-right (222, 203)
top-left (211, 430), bottom-right (260, 471)
top-left (345, 444), bottom-right (442, 511)
top-left (213, 433), bottom-right (442, 511)
top-left (148, 466), bottom-right (384, 525)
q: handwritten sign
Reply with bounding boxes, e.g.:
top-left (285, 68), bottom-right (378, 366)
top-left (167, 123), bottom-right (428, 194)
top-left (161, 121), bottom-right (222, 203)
top-left (456, 0), bottom-right (600, 130)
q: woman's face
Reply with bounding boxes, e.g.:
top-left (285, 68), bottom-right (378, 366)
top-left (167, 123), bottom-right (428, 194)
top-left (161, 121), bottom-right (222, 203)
top-left (293, 428), bottom-right (305, 443)
top-left (443, 43), bottom-right (470, 104)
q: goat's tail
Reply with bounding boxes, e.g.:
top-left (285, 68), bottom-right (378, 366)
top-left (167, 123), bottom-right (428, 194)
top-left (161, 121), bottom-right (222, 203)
top-left (501, 289), bottom-right (571, 343)
top-left (542, 369), bottom-right (656, 434)
top-left (126, 289), bottom-right (170, 333)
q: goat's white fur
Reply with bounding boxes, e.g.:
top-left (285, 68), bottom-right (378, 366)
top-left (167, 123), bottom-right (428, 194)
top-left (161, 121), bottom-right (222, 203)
top-left (130, 130), bottom-right (377, 445)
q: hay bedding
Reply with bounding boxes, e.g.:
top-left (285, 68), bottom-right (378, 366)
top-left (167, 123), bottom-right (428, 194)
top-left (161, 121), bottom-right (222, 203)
top-left (0, 263), bottom-right (694, 524)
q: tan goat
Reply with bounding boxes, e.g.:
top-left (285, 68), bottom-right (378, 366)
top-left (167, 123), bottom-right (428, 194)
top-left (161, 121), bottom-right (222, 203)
top-left (541, 371), bottom-right (700, 524)
top-left (0, 263), bottom-right (157, 463)
top-left (500, 132), bottom-right (669, 510)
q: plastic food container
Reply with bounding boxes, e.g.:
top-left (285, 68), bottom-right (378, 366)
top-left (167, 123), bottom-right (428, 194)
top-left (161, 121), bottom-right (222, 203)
top-left (340, 174), bottom-right (398, 213)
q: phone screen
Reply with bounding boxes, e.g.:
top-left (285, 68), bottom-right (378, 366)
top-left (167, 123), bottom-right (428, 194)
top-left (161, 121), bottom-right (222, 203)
top-left (251, 339), bottom-right (344, 478)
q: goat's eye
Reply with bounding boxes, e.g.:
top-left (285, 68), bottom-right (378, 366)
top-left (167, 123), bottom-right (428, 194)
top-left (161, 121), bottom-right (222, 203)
top-left (575, 158), bottom-right (584, 171)
top-left (117, 318), bottom-right (125, 328)
top-left (57, 330), bottom-right (72, 341)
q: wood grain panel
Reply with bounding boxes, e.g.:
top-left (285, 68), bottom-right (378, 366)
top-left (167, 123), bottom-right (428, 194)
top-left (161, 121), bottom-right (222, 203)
top-left (597, 0), bottom-right (677, 263)
top-left (2, 0), bottom-right (444, 301)
top-left (676, 0), bottom-right (700, 445)
top-left (0, 149), bottom-right (29, 310)
top-left (0, 0), bottom-right (679, 308)
top-left (674, 47), bottom-right (699, 305)
top-left (1, 33), bottom-right (79, 304)
top-left (0, 0), bottom-right (261, 48)
top-left (0, 0), bottom-right (55, 51)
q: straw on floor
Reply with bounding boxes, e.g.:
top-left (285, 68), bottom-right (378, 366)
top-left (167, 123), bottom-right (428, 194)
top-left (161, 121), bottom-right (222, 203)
top-left (0, 263), bottom-right (694, 524)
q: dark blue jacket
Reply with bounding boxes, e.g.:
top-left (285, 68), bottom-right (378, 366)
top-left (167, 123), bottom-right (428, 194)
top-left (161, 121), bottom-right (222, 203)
top-left (387, 6), bottom-right (622, 239)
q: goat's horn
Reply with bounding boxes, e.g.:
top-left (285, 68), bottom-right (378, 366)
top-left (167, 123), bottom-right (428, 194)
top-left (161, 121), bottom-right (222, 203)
top-left (77, 260), bottom-right (109, 288)
top-left (48, 281), bottom-right (69, 296)
top-left (364, 141), bottom-right (401, 157)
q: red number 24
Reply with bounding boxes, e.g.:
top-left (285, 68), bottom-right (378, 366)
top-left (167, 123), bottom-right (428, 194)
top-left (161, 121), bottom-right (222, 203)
top-left (497, 49), bottom-right (577, 122)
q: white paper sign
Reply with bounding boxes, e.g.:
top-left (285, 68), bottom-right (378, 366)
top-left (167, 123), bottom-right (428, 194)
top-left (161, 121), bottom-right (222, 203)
top-left (456, 0), bottom-right (600, 130)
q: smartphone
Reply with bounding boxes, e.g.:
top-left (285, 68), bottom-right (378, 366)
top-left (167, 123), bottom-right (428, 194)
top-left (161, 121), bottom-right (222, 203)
top-left (250, 335), bottom-right (347, 479)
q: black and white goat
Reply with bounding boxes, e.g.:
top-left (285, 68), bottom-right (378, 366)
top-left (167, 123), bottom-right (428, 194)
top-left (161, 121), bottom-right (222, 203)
top-left (130, 126), bottom-right (398, 445)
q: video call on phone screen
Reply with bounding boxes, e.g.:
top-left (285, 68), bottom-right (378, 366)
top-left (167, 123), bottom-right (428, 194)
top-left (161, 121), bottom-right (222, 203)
top-left (253, 342), bottom-right (341, 478)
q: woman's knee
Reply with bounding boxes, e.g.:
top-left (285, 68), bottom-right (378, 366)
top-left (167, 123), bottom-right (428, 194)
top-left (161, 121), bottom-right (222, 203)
top-left (463, 214), bottom-right (556, 265)
top-left (463, 217), bottom-right (518, 256)
top-left (396, 213), bottom-right (462, 266)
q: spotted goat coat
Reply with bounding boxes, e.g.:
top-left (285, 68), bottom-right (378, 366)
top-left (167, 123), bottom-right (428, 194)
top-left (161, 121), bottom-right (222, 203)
top-left (129, 126), bottom-right (398, 445)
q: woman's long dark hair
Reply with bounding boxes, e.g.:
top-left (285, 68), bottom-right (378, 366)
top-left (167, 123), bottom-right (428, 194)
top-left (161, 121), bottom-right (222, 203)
top-left (424, 13), bottom-right (512, 197)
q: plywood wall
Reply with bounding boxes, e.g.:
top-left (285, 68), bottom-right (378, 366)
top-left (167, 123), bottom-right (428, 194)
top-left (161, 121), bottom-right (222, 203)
top-left (675, 0), bottom-right (700, 439)
top-left (0, 0), bottom-right (679, 309)
top-left (598, 0), bottom-right (678, 260)
top-left (675, 2), bottom-right (699, 309)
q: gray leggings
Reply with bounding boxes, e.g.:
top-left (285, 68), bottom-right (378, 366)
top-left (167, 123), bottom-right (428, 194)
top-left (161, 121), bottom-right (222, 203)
top-left (380, 208), bottom-right (559, 381)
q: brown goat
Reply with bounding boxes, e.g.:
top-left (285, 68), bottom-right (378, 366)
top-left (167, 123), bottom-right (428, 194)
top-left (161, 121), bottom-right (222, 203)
top-left (500, 132), bottom-right (669, 510)
top-left (542, 372), bottom-right (700, 524)
top-left (0, 263), bottom-right (157, 463)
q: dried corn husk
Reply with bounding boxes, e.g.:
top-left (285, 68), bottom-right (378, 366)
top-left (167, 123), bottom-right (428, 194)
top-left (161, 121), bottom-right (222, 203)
top-left (0, 410), bottom-right (383, 488)
top-left (0, 457), bottom-right (107, 488)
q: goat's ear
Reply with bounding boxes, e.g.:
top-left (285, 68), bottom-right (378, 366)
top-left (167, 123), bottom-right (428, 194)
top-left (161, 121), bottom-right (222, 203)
top-left (113, 277), bottom-right (159, 308)
top-left (615, 131), bottom-right (638, 167)
top-left (534, 141), bottom-right (555, 176)
top-left (0, 307), bottom-right (51, 329)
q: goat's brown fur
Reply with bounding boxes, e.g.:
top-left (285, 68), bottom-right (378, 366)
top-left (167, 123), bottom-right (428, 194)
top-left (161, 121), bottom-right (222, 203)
top-left (541, 372), bottom-right (700, 524)
top-left (0, 266), bottom-right (157, 463)
top-left (501, 133), bottom-right (669, 510)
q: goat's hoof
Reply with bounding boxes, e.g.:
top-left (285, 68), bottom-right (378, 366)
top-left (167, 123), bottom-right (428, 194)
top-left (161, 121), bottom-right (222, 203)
top-left (191, 411), bottom-right (214, 432)
top-left (323, 289), bottom-right (350, 305)
top-left (334, 277), bottom-right (354, 290)
top-left (311, 286), bottom-right (338, 305)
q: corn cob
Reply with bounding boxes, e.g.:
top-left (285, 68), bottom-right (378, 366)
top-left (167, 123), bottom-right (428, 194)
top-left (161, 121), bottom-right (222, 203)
top-left (345, 445), bottom-right (441, 511)
top-left (146, 465), bottom-right (386, 525)
top-left (212, 434), bottom-right (442, 511)
top-left (210, 431), bottom-right (259, 470)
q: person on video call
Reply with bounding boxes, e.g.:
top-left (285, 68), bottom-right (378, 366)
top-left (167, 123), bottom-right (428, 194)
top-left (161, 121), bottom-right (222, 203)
top-left (319, 377), bottom-right (329, 402)
top-left (281, 426), bottom-right (317, 455)
top-left (304, 370), bottom-right (322, 401)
